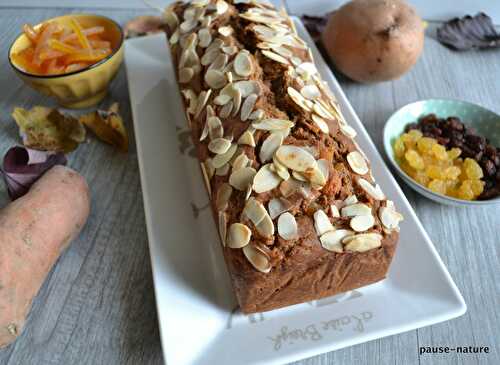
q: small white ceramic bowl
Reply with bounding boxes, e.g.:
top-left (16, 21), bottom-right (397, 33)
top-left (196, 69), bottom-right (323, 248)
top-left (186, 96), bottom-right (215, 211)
top-left (383, 98), bottom-right (500, 206)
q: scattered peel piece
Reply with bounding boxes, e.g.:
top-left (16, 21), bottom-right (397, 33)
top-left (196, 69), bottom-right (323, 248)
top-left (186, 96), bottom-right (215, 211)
top-left (0, 146), bottom-right (67, 200)
top-left (12, 106), bottom-right (86, 153)
top-left (79, 103), bottom-right (128, 152)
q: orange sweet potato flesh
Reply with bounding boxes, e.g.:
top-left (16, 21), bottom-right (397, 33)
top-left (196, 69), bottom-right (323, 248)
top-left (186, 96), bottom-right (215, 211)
top-left (0, 165), bottom-right (90, 348)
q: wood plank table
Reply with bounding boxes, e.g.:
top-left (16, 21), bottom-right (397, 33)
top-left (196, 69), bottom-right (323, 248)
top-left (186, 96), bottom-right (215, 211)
top-left (0, 6), bottom-right (498, 365)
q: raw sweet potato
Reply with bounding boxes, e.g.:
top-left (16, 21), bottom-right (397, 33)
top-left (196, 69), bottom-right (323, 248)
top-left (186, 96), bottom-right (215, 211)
top-left (0, 165), bottom-right (90, 348)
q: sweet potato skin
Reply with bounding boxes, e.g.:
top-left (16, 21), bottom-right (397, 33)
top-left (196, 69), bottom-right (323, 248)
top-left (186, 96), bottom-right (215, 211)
top-left (0, 165), bottom-right (90, 348)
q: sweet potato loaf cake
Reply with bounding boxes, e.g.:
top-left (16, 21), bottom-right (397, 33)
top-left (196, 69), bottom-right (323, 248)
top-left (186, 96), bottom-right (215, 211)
top-left (164, 0), bottom-right (403, 313)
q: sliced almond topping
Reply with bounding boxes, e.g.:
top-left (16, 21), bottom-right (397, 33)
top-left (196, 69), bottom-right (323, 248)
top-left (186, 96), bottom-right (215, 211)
top-left (232, 88), bottom-right (242, 116)
top-left (205, 69), bottom-right (227, 89)
top-left (259, 133), bottom-right (283, 163)
top-left (292, 171), bottom-right (308, 182)
top-left (215, 164), bottom-right (230, 176)
top-left (275, 167), bottom-right (290, 181)
top-left (218, 26), bottom-right (233, 37)
top-left (275, 145), bottom-right (317, 173)
top-left (243, 197), bottom-right (267, 225)
top-left (207, 116), bottom-right (223, 139)
top-left (180, 19), bottom-right (197, 33)
top-left (317, 159), bottom-right (330, 182)
top-left (379, 206), bottom-right (404, 230)
top-left (201, 49), bottom-right (220, 66)
top-left (253, 164), bottom-right (282, 193)
top-left (232, 153), bottom-right (250, 171)
top-left (229, 166), bottom-right (257, 191)
top-left (199, 121), bottom-right (209, 142)
top-left (287, 86), bottom-right (312, 112)
top-left (350, 215), bottom-right (375, 232)
top-left (208, 137), bottom-right (231, 154)
top-left (296, 62), bottom-right (318, 77)
top-left (169, 29), bottom-right (180, 45)
top-left (313, 102), bottom-right (334, 120)
top-left (208, 53), bottom-right (228, 71)
top-left (213, 94), bottom-right (232, 106)
top-left (200, 161), bottom-right (212, 195)
top-left (341, 203), bottom-right (372, 217)
top-left (179, 67), bottom-right (194, 83)
top-left (340, 124), bottom-right (357, 138)
top-left (206, 38), bottom-right (223, 53)
top-left (212, 143), bottom-right (237, 168)
top-left (234, 50), bottom-right (253, 77)
top-left (234, 80), bottom-right (261, 97)
top-left (306, 166), bottom-right (327, 187)
top-left (216, 183), bottom-right (233, 211)
top-left (347, 151), bottom-right (369, 175)
top-left (164, 7), bottom-right (179, 30)
top-left (222, 45), bottom-right (238, 55)
top-left (311, 114), bottom-right (329, 134)
top-left (198, 28), bottom-right (212, 48)
top-left (227, 223), bottom-right (252, 248)
top-left (201, 15), bottom-right (212, 28)
top-left (249, 109), bottom-right (264, 120)
top-left (330, 204), bottom-right (340, 218)
top-left (219, 101), bottom-right (233, 118)
top-left (320, 229), bottom-right (354, 252)
top-left (226, 71), bottom-right (233, 84)
top-left (277, 212), bottom-right (298, 240)
top-left (343, 234), bottom-right (382, 253)
top-left (291, 56), bottom-right (302, 66)
top-left (243, 245), bottom-right (271, 273)
top-left (218, 211), bottom-right (227, 246)
top-left (343, 195), bottom-right (358, 206)
top-left (241, 94), bottom-right (257, 121)
top-left (268, 198), bottom-right (291, 219)
top-left (216, 0), bottom-right (229, 14)
top-left (301, 84), bottom-right (320, 100)
top-left (252, 118), bottom-right (294, 131)
top-left (237, 130), bottom-right (256, 147)
top-left (358, 178), bottom-right (386, 200)
top-left (279, 177), bottom-right (303, 197)
top-left (313, 209), bottom-right (334, 236)
top-left (342, 232), bottom-right (383, 245)
top-left (274, 45), bottom-right (294, 58)
top-left (262, 50), bottom-right (289, 64)
top-left (255, 214), bottom-right (274, 238)
top-left (194, 89), bottom-right (212, 118)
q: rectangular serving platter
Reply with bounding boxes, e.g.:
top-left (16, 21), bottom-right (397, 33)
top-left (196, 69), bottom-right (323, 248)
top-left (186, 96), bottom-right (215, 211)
top-left (124, 18), bottom-right (466, 365)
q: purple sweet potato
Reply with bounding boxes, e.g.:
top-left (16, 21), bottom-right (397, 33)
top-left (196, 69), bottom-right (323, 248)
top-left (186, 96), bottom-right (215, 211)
top-left (0, 165), bottom-right (90, 348)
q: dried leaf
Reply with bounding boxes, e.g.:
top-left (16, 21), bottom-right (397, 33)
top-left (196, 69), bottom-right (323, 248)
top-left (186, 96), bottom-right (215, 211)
top-left (1, 146), bottom-right (66, 200)
top-left (12, 106), bottom-right (85, 153)
top-left (79, 103), bottom-right (128, 152)
top-left (437, 13), bottom-right (500, 51)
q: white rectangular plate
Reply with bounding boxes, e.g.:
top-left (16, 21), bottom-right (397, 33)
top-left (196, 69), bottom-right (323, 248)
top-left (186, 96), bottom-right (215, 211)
top-left (124, 18), bottom-right (466, 365)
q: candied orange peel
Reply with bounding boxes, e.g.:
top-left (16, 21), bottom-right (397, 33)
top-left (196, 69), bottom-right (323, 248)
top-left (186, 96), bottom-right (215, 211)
top-left (13, 18), bottom-right (112, 75)
top-left (394, 129), bottom-right (485, 200)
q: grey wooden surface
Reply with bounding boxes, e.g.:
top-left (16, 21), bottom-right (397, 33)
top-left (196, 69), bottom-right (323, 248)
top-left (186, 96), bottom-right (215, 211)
top-left (0, 6), bottom-right (498, 365)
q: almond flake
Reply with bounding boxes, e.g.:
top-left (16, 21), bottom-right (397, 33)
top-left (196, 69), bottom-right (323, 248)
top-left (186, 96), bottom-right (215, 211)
top-left (255, 214), bottom-right (274, 238)
top-left (194, 89), bottom-right (212, 118)
top-left (249, 109), bottom-right (264, 120)
top-left (218, 26), bottom-right (233, 37)
top-left (259, 133), bottom-right (283, 163)
top-left (330, 205), bottom-right (340, 218)
top-left (216, 0), bottom-right (229, 14)
top-left (234, 51), bottom-right (253, 77)
top-left (180, 19), bottom-right (197, 33)
top-left (292, 171), bottom-right (307, 182)
top-left (243, 245), bottom-right (271, 273)
top-left (234, 80), bottom-right (261, 97)
top-left (169, 29), bottom-right (180, 45)
top-left (179, 67), bottom-right (194, 83)
top-left (275, 145), bottom-right (317, 173)
top-left (213, 94), bottom-right (232, 106)
top-left (350, 215), bottom-right (375, 232)
top-left (291, 56), bottom-right (302, 66)
top-left (274, 45), bottom-right (294, 58)
top-left (232, 88), bottom-right (242, 116)
top-left (201, 15), bottom-right (212, 28)
top-left (218, 211), bottom-right (227, 246)
top-left (313, 102), bottom-right (334, 120)
top-left (237, 130), bottom-right (256, 147)
top-left (379, 206), bottom-right (403, 230)
top-left (347, 151), bottom-right (369, 175)
top-left (229, 166), bottom-right (256, 191)
top-left (205, 69), bottom-right (227, 89)
top-left (199, 120), bottom-right (209, 141)
top-left (207, 116), bottom-right (223, 139)
top-left (287, 86), bottom-right (312, 112)
top-left (341, 203), bottom-right (372, 217)
top-left (215, 164), bottom-right (230, 176)
top-left (252, 118), bottom-right (293, 131)
top-left (343, 195), bottom-right (358, 206)
top-left (277, 212), bottom-right (298, 240)
top-left (296, 62), bottom-right (318, 77)
top-left (358, 178), bottom-right (386, 200)
top-left (200, 162), bottom-right (212, 195)
top-left (216, 183), bottom-right (233, 211)
top-left (320, 229), bottom-right (354, 252)
top-left (222, 45), bottom-right (238, 55)
top-left (219, 101), bottom-right (233, 118)
top-left (212, 143), bottom-right (237, 168)
top-left (208, 137), bottom-right (231, 154)
top-left (201, 49), bottom-right (220, 66)
top-left (198, 28), bottom-right (212, 48)
top-left (343, 234), bottom-right (382, 252)
top-left (314, 209), bottom-right (334, 236)
top-left (301, 84), bottom-right (320, 100)
top-left (227, 223), bottom-right (252, 248)
top-left (240, 94), bottom-right (258, 121)
top-left (262, 50), bottom-right (289, 64)
top-left (253, 164), bottom-right (282, 193)
top-left (317, 159), bottom-right (330, 182)
top-left (243, 197), bottom-right (267, 225)
top-left (208, 53), bottom-right (228, 71)
top-left (340, 124), bottom-right (357, 138)
top-left (232, 153), bottom-right (250, 171)
top-left (311, 114), bottom-right (329, 134)
top-left (268, 198), bottom-right (291, 219)
top-left (164, 7), bottom-right (179, 30)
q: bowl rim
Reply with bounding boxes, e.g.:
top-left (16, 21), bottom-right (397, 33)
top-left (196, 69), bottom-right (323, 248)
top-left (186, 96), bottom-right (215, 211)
top-left (383, 98), bottom-right (500, 206)
top-left (8, 13), bottom-right (124, 79)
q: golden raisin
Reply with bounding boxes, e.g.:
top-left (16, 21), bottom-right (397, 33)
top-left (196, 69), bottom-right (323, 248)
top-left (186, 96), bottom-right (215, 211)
top-left (405, 150), bottom-right (425, 170)
top-left (428, 179), bottom-right (447, 195)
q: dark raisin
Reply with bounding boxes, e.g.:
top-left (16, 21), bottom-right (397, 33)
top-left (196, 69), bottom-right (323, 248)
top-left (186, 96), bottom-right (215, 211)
top-left (481, 158), bottom-right (497, 177)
